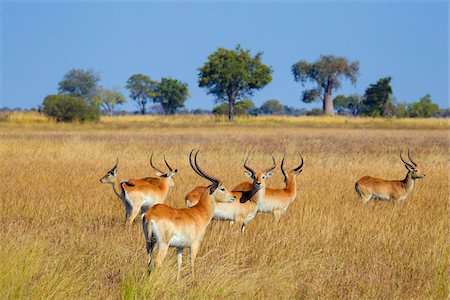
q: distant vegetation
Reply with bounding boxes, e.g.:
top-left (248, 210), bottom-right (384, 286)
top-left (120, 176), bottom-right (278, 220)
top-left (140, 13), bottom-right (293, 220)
top-left (4, 44), bottom-right (443, 122)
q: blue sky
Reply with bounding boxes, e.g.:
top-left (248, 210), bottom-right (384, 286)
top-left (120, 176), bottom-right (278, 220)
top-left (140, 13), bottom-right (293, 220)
top-left (1, 1), bottom-right (448, 111)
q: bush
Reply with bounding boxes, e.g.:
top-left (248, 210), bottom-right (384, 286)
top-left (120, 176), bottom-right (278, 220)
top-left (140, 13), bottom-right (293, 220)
top-left (212, 100), bottom-right (255, 116)
top-left (42, 95), bottom-right (100, 122)
top-left (307, 108), bottom-right (324, 116)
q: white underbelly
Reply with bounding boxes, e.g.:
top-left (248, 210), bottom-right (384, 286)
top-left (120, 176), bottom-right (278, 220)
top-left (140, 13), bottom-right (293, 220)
top-left (142, 196), bottom-right (159, 208)
top-left (257, 200), bottom-right (277, 212)
top-left (169, 234), bottom-right (191, 248)
top-left (371, 193), bottom-right (390, 200)
top-left (213, 205), bottom-right (235, 221)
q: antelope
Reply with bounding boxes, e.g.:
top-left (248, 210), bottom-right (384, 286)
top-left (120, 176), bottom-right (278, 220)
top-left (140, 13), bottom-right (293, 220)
top-left (355, 150), bottom-right (426, 205)
top-left (142, 150), bottom-right (235, 279)
top-left (257, 156), bottom-right (304, 222)
top-left (99, 154), bottom-right (178, 225)
top-left (184, 152), bottom-right (275, 235)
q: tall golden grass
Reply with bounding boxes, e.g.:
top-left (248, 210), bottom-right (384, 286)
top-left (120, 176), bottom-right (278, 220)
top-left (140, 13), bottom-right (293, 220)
top-left (0, 116), bottom-right (448, 298)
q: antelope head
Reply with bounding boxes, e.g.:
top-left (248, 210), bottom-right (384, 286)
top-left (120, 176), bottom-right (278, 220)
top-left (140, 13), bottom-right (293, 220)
top-left (243, 152), bottom-right (276, 202)
top-left (281, 155), bottom-right (304, 185)
top-left (189, 150), bottom-right (235, 203)
top-left (400, 150), bottom-right (426, 179)
top-left (150, 153), bottom-right (178, 186)
top-left (100, 158), bottom-right (118, 184)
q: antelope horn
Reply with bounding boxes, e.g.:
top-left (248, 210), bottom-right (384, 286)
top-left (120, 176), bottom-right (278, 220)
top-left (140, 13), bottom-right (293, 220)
top-left (280, 156), bottom-right (288, 182)
top-left (407, 149), bottom-right (417, 167)
top-left (192, 150), bottom-right (220, 184)
top-left (400, 150), bottom-right (414, 169)
top-left (244, 150), bottom-right (256, 176)
top-left (264, 155), bottom-right (276, 173)
top-left (150, 152), bottom-right (165, 174)
top-left (163, 155), bottom-right (173, 172)
top-left (292, 155), bottom-right (304, 173)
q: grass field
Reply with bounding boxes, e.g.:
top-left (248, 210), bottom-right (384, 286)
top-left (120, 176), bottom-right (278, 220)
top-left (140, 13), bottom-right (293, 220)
top-left (0, 114), bottom-right (448, 299)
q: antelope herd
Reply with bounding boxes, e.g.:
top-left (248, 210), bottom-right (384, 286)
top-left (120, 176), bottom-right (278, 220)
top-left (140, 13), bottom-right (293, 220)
top-left (100, 149), bottom-right (425, 278)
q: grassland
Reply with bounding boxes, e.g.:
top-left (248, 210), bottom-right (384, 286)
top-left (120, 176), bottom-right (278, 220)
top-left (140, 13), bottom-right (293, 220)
top-left (0, 114), bottom-right (448, 299)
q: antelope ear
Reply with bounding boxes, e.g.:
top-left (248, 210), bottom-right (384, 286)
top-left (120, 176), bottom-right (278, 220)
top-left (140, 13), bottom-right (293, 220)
top-left (265, 171), bottom-right (274, 178)
top-left (209, 182), bottom-right (219, 194)
top-left (404, 164), bottom-right (413, 171)
top-left (167, 169), bottom-right (178, 178)
top-left (155, 171), bottom-right (163, 177)
top-left (112, 167), bottom-right (118, 176)
top-left (244, 170), bottom-right (253, 178)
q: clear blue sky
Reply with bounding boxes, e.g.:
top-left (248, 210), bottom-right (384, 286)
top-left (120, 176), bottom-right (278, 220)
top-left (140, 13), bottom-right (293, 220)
top-left (1, 1), bottom-right (448, 111)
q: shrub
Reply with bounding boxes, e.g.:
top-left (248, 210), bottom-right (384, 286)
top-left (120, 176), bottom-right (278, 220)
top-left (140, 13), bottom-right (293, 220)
top-left (42, 95), bottom-right (100, 122)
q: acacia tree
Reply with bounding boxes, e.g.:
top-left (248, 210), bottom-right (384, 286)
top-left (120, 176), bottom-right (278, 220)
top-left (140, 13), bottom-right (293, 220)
top-left (198, 45), bottom-right (272, 122)
top-left (292, 55), bottom-right (359, 114)
top-left (58, 69), bottom-right (100, 104)
top-left (155, 78), bottom-right (190, 115)
top-left (125, 74), bottom-right (158, 115)
top-left (93, 87), bottom-right (126, 116)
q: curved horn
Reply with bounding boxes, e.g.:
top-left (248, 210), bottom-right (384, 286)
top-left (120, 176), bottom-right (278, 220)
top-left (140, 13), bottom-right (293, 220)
top-left (292, 155), bottom-right (304, 173)
top-left (407, 149), bottom-right (417, 167)
top-left (150, 152), bottom-right (165, 174)
top-left (243, 151), bottom-right (256, 176)
top-left (163, 155), bottom-right (173, 172)
top-left (280, 156), bottom-right (288, 182)
top-left (264, 155), bottom-right (276, 174)
top-left (400, 150), bottom-right (414, 169)
top-left (189, 149), bottom-right (201, 176)
top-left (194, 151), bottom-right (220, 184)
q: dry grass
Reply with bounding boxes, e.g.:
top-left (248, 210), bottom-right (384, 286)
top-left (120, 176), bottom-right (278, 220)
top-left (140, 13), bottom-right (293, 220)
top-left (0, 118), bottom-right (448, 299)
top-left (1, 111), bottom-right (449, 130)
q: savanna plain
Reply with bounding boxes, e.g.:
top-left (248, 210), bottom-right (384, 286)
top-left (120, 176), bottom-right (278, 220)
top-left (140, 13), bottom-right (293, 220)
top-left (0, 115), bottom-right (448, 299)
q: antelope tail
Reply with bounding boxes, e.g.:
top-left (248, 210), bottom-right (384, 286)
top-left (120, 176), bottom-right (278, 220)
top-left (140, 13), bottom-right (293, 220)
top-left (355, 182), bottom-right (362, 197)
top-left (142, 214), bottom-right (152, 254)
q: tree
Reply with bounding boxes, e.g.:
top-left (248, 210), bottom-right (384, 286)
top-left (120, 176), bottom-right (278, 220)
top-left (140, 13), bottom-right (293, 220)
top-left (125, 74), bottom-right (158, 115)
top-left (407, 94), bottom-right (441, 118)
top-left (155, 78), bottom-right (190, 115)
top-left (42, 94), bottom-right (99, 122)
top-left (333, 94), bottom-right (360, 115)
top-left (93, 87), bottom-right (126, 116)
top-left (261, 99), bottom-right (284, 115)
top-left (360, 77), bottom-right (393, 117)
top-left (198, 44), bottom-right (272, 122)
top-left (292, 55), bottom-right (359, 115)
top-left (212, 99), bottom-right (255, 116)
top-left (58, 69), bottom-right (100, 104)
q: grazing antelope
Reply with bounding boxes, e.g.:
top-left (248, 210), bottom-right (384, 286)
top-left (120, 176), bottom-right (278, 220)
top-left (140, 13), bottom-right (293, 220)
top-left (99, 154), bottom-right (178, 225)
top-left (142, 150), bottom-right (235, 279)
top-left (184, 152), bottom-right (274, 235)
top-left (257, 156), bottom-right (304, 222)
top-left (355, 150), bottom-right (426, 205)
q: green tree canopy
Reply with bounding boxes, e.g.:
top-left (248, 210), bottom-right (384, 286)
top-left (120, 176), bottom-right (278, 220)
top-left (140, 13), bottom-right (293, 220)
top-left (360, 77), bottom-right (393, 117)
top-left (198, 44), bottom-right (272, 122)
top-left (407, 94), bottom-right (441, 118)
top-left (93, 87), bottom-right (126, 116)
top-left (58, 69), bottom-right (100, 104)
top-left (125, 74), bottom-right (158, 115)
top-left (261, 99), bottom-right (285, 115)
top-left (212, 99), bottom-right (255, 116)
top-left (42, 94), bottom-right (99, 122)
top-left (155, 78), bottom-right (190, 115)
top-left (292, 55), bottom-right (359, 115)
top-left (333, 94), bottom-right (360, 115)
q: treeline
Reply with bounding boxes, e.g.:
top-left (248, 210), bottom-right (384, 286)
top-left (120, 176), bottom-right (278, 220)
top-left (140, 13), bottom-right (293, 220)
top-left (36, 45), bottom-right (446, 122)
